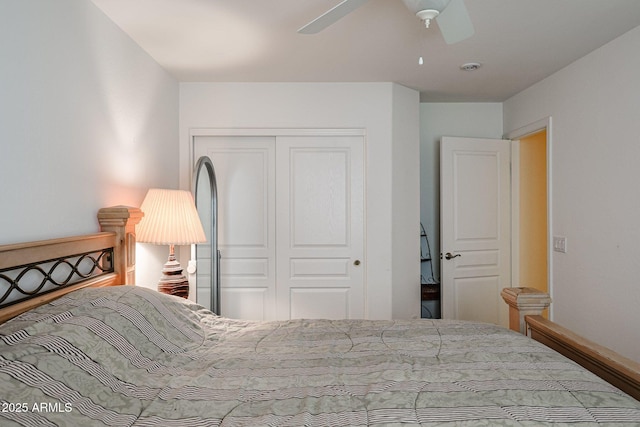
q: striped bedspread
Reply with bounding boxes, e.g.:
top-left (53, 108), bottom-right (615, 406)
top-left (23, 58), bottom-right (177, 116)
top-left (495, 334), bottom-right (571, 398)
top-left (0, 286), bottom-right (638, 426)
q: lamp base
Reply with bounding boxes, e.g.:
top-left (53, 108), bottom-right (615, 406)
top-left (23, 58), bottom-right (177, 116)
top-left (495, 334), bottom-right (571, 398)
top-left (156, 248), bottom-right (189, 299)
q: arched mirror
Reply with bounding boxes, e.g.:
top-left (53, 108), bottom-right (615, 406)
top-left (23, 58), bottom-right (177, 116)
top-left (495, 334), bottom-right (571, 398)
top-left (192, 156), bottom-right (220, 314)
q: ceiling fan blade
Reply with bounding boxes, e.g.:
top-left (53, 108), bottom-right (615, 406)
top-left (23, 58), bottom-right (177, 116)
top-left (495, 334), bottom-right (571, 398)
top-left (435, 0), bottom-right (474, 44)
top-left (298, 0), bottom-right (370, 34)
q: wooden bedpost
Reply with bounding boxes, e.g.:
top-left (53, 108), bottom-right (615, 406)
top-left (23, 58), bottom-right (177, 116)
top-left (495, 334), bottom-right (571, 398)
top-left (501, 287), bottom-right (551, 335)
top-left (98, 206), bottom-right (143, 285)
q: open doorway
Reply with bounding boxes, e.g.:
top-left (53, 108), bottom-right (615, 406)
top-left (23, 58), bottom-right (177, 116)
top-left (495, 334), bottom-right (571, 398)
top-left (516, 129), bottom-right (549, 317)
top-left (507, 115), bottom-right (553, 320)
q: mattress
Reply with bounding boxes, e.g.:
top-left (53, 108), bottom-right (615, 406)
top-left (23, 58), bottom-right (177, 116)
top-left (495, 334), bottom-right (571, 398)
top-left (0, 286), bottom-right (638, 426)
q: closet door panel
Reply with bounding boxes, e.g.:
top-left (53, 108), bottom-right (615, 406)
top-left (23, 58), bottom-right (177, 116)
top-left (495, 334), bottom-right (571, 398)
top-left (290, 288), bottom-right (349, 319)
top-left (194, 136), bottom-right (276, 320)
top-left (290, 149), bottom-right (349, 247)
top-left (276, 136), bottom-right (365, 320)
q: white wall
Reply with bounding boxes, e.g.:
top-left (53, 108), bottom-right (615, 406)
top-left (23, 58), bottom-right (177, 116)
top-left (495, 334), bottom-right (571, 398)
top-left (0, 0), bottom-right (179, 288)
top-left (392, 85), bottom-right (422, 318)
top-left (419, 103), bottom-right (503, 287)
top-left (504, 25), bottom-right (640, 362)
top-left (179, 82), bottom-right (420, 319)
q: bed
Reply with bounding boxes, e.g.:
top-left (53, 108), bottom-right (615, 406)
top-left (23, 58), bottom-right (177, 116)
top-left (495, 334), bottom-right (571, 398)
top-left (1, 207), bottom-right (639, 426)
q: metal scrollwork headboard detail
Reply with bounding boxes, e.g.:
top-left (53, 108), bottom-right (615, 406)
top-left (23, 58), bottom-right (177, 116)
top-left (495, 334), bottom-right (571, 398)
top-left (0, 248), bottom-right (114, 308)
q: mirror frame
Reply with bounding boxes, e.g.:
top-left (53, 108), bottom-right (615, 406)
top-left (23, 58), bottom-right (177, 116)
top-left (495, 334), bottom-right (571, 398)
top-left (193, 156), bottom-right (220, 314)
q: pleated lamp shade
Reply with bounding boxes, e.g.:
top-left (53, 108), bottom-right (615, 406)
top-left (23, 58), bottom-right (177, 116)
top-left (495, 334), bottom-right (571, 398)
top-left (137, 189), bottom-right (206, 245)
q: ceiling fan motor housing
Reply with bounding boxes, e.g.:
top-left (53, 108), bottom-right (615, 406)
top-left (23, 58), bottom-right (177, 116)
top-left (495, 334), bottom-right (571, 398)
top-left (402, 0), bottom-right (451, 14)
top-left (403, 0), bottom-right (451, 26)
top-left (416, 9), bottom-right (439, 27)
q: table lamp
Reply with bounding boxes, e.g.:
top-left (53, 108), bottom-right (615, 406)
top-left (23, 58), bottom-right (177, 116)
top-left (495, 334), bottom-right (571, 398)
top-left (137, 188), bottom-right (206, 298)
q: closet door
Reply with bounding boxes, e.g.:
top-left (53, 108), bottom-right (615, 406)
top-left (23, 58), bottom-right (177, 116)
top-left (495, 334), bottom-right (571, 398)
top-left (195, 133), bottom-right (365, 321)
top-left (276, 136), bottom-right (365, 319)
top-left (194, 136), bottom-right (276, 320)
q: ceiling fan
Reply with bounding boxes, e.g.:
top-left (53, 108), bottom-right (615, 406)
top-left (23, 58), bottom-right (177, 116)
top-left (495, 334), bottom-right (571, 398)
top-left (298, 0), bottom-right (474, 44)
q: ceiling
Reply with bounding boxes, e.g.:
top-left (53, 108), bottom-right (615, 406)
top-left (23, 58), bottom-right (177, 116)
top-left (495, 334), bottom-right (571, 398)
top-left (91, 0), bottom-right (640, 102)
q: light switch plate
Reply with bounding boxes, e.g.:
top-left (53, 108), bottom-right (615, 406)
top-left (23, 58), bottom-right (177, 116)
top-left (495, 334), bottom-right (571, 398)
top-left (553, 236), bottom-right (567, 253)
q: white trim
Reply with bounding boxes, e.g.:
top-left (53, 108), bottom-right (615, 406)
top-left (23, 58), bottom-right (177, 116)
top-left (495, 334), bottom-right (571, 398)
top-left (190, 128), bottom-right (367, 137)
top-left (504, 117), bottom-right (553, 320)
top-left (505, 118), bottom-right (550, 141)
top-left (510, 140), bottom-right (520, 294)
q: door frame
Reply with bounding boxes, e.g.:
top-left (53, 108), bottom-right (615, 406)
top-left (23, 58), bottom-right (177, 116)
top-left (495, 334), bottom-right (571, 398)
top-left (504, 117), bottom-right (553, 320)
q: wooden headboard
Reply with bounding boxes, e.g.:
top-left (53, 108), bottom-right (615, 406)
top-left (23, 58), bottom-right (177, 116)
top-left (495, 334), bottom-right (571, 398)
top-left (0, 206), bottom-right (142, 323)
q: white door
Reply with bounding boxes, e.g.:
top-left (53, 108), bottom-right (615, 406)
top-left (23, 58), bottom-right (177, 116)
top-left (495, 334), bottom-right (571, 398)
top-left (440, 136), bottom-right (511, 326)
top-left (195, 133), bottom-right (365, 321)
top-left (276, 136), bottom-right (365, 319)
top-left (195, 136), bottom-right (277, 320)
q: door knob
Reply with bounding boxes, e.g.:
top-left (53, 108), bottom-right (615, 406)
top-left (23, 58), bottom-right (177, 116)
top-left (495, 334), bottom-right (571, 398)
top-left (354, 260), bottom-right (361, 266)
top-left (444, 252), bottom-right (461, 260)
